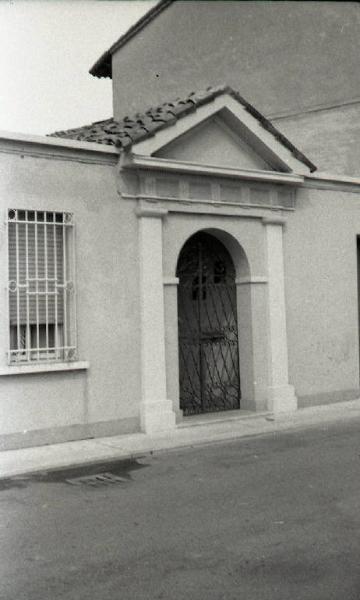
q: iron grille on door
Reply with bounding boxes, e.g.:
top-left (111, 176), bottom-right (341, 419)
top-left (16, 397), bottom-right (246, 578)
top-left (177, 232), bottom-right (241, 415)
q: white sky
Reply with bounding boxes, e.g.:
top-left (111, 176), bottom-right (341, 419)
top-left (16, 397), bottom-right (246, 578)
top-left (0, 0), bottom-right (156, 135)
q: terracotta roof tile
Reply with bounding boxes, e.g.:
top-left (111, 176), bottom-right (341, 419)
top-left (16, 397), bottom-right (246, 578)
top-left (49, 85), bottom-right (317, 171)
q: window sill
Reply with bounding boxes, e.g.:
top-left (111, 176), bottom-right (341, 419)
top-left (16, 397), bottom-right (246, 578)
top-left (0, 361), bottom-right (89, 376)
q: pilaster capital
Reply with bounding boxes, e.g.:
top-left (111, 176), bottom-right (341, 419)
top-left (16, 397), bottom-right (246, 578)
top-left (262, 216), bottom-right (287, 227)
top-left (136, 205), bottom-right (168, 219)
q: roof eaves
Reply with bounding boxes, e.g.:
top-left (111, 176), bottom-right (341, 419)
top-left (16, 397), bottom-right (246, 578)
top-left (49, 85), bottom-right (316, 172)
top-left (89, 0), bottom-right (174, 79)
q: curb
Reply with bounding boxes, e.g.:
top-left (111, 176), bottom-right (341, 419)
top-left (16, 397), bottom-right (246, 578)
top-left (1, 400), bottom-right (360, 480)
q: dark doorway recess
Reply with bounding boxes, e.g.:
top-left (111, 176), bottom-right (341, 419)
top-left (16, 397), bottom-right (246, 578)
top-left (177, 232), bottom-right (241, 416)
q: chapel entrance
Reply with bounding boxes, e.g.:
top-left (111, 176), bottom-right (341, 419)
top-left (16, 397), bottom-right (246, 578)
top-left (176, 232), bottom-right (241, 416)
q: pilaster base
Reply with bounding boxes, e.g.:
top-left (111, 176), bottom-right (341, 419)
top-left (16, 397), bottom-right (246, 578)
top-left (240, 393), bottom-right (267, 413)
top-left (140, 399), bottom-right (176, 434)
top-left (267, 385), bottom-right (297, 413)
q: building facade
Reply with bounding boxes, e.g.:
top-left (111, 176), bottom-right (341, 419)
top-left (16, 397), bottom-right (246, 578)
top-left (1, 2), bottom-right (360, 450)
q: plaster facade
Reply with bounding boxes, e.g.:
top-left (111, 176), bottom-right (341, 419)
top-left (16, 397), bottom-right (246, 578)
top-left (1, 82), bottom-right (360, 449)
top-left (0, 137), bottom-right (141, 449)
top-left (285, 184), bottom-right (360, 405)
top-left (274, 103), bottom-right (360, 177)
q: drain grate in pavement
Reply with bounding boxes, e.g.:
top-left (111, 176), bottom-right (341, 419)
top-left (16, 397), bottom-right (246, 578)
top-left (66, 472), bottom-right (128, 487)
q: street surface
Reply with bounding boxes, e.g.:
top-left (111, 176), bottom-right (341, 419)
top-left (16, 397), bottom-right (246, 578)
top-left (1, 418), bottom-right (360, 600)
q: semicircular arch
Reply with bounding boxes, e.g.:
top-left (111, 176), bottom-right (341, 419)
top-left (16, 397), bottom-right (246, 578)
top-left (172, 227), bottom-right (250, 281)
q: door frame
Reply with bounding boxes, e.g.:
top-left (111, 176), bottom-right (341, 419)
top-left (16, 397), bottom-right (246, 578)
top-left (176, 231), bottom-right (241, 415)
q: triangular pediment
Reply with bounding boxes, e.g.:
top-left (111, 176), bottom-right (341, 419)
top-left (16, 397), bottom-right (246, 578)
top-left (131, 92), bottom-right (314, 175)
top-left (154, 116), bottom-right (274, 171)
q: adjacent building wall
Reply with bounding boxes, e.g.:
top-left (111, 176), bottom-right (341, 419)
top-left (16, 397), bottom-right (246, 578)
top-left (273, 103), bottom-right (360, 177)
top-left (110, 1), bottom-right (360, 176)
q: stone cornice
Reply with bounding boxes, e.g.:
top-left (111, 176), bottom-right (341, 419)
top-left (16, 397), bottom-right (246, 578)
top-left (0, 130), bottom-right (119, 165)
top-left (304, 172), bottom-right (360, 193)
top-left (122, 153), bottom-right (305, 186)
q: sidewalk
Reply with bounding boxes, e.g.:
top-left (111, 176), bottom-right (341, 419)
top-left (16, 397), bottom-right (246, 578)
top-left (1, 399), bottom-right (360, 479)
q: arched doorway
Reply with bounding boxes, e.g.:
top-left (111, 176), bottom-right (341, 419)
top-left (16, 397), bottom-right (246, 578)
top-left (176, 232), bottom-right (241, 416)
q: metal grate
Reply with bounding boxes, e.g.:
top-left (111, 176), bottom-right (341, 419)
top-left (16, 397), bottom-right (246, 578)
top-left (66, 472), bottom-right (128, 487)
top-left (7, 208), bottom-right (76, 364)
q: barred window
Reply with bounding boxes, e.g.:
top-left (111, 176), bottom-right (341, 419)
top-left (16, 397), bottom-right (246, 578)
top-left (7, 209), bottom-right (76, 364)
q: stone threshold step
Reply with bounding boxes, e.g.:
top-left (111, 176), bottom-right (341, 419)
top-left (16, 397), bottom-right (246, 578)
top-left (177, 409), bottom-right (272, 429)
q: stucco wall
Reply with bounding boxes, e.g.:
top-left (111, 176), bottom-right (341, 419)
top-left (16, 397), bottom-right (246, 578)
top-left (112, 1), bottom-right (360, 118)
top-left (273, 104), bottom-right (360, 177)
top-left (156, 118), bottom-right (271, 171)
top-left (0, 149), bottom-right (141, 447)
top-left (284, 185), bottom-right (360, 404)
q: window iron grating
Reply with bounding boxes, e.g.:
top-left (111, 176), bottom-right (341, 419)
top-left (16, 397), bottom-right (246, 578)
top-left (7, 208), bottom-right (76, 364)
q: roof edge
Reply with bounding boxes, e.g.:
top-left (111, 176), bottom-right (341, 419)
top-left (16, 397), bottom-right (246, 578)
top-left (89, 0), bottom-right (173, 79)
top-left (48, 84), bottom-right (316, 173)
top-left (206, 86), bottom-right (317, 173)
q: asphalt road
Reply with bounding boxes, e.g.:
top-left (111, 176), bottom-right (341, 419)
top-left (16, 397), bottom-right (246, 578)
top-left (1, 419), bottom-right (360, 600)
